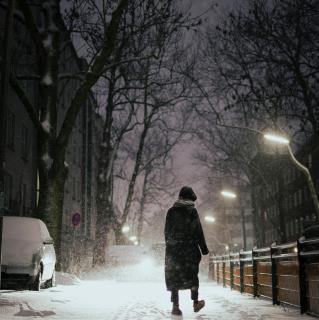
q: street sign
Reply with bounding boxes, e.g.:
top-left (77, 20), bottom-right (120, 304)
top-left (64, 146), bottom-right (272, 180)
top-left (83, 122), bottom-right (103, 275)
top-left (71, 212), bottom-right (81, 227)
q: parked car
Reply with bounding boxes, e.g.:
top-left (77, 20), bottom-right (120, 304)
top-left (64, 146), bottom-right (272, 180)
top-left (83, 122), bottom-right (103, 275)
top-left (1, 216), bottom-right (56, 291)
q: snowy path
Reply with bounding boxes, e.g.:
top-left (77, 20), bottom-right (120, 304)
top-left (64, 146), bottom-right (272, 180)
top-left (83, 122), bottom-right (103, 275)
top-left (0, 269), bottom-right (311, 319)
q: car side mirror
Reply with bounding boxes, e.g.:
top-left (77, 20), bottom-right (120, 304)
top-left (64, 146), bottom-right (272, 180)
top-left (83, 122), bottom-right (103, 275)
top-left (43, 238), bottom-right (54, 245)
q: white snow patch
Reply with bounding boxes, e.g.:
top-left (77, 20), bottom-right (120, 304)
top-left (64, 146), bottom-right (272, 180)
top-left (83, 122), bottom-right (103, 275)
top-left (64, 161), bottom-right (69, 168)
top-left (98, 173), bottom-right (105, 182)
top-left (42, 34), bottom-right (53, 51)
top-left (41, 120), bottom-right (51, 133)
top-left (100, 142), bottom-right (107, 148)
top-left (41, 73), bottom-right (53, 86)
top-left (42, 153), bottom-right (53, 169)
top-left (56, 272), bottom-right (81, 286)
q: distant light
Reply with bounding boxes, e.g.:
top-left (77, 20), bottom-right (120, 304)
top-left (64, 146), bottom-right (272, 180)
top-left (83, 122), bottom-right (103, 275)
top-left (205, 216), bottom-right (216, 223)
top-left (221, 190), bottom-right (237, 199)
top-left (225, 245), bottom-right (229, 251)
top-left (122, 226), bottom-right (130, 233)
top-left (129, 236), bottom-right (137, 241)
top-left (134, 241), bottom-right (139, 246)
top-left (234, 243), bottom-right (238, 247)
top-left (264, 133), bottom-right (289, 145)
top-left (293, 247), bottom-right (298, 253)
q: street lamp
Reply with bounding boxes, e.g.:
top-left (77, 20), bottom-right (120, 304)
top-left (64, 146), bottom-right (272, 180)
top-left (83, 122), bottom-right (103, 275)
top-left (264, 133), bottom-right (289, 145)
top-left (264, 132), bottom-right (319, 219)
top-left (122, 225), bottom-right (130, 233)
top-left (129, 235), bottom-right (137, 241)
top-left (221, 190), bottom-right (247, 250)
top-left (205, 215), bottom-right (216, 223)
top-left (221, 190), bottom-right (237, 199)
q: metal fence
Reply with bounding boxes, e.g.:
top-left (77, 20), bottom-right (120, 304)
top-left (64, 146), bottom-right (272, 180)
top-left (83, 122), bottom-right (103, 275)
top-left (208, 237), bottom-right (319, 317)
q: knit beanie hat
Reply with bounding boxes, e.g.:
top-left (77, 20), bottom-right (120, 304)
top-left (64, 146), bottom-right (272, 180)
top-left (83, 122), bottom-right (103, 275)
top-left (178, 186), bottom-right (197, 201)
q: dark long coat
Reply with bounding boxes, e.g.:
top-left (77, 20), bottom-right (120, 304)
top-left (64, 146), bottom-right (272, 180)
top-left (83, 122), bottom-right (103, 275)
top-left (164, 202), bottom-right (209, 291)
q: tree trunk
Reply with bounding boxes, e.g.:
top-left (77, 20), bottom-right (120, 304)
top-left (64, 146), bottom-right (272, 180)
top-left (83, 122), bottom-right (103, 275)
top-left (37, 141), bottom-right (67, 271)
top-left (137, 167), bottom-right (150, 244)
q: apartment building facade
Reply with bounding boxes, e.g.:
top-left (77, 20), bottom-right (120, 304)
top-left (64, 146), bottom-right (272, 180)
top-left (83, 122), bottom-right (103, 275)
top-left (250, 137), bottom-right (319, 248)
top-left (0, 2), bottom-right (101, 272)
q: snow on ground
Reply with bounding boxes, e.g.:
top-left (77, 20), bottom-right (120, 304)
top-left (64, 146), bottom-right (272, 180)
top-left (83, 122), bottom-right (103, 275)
top-left (0, 266), bottom-right (311, 319)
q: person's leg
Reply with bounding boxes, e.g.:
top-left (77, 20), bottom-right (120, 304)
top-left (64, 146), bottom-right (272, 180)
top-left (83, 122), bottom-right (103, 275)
top-left (171, 289), bottom-right (179, 306)
top-left (171, 290), bottom-right (182, 315)
top-left (191, 286), bottom-right (205, 313)
top-left (191, 286), bottom-right (199, 302)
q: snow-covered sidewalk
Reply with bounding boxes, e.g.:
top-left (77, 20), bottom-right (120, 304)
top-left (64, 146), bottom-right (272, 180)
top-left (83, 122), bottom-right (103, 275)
top-left (0, 271), bottom-right (311, 319)
top-left (0, 281), bottom-right (310, 319)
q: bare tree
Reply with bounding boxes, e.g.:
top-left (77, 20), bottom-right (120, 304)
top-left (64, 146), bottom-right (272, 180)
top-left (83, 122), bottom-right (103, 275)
top-left (88, 0), bottom-right (198, 263)
top-left (6, 0), bottom-right (129, 268)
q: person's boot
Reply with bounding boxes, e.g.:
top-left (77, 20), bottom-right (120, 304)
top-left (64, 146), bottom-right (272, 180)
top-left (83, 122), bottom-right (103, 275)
top-left (193, 300), bottom-right (205, 313)
top-left (171, 304), bottom-right (182, 316)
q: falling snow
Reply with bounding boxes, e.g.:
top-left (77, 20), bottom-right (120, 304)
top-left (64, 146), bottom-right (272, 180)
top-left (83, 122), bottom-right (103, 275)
top-left (42, 153), bottom-right (53, 169)
top-left (41, 73), bottom-right (53, 86)
top-left (41, 120), bottom-right (51, 133)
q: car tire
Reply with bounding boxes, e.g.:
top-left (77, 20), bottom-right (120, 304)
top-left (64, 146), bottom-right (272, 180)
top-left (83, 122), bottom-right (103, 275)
top-left (47, 270), bottom-right (56, 288)
top-left (30, 270), bottom-right (42, 291)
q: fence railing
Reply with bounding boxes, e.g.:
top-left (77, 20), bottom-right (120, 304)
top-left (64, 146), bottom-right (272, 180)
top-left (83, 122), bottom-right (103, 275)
top-left (208, 237), bottom-right (319, 317)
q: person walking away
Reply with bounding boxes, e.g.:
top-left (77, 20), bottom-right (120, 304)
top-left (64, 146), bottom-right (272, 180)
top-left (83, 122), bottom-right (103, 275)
top-left (164, 186), bottom-right (209, 316)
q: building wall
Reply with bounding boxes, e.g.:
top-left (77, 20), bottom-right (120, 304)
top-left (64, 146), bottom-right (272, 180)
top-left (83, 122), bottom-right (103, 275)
top-left (0, 5), bottom-right (38, 218)
top-left (251, 139), bottom-right (319, 248)
top-left (0, 4), bottom-right (100, 273)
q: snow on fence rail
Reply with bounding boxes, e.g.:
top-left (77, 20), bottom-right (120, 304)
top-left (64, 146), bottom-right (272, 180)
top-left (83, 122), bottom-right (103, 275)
top-left (208, 238), bottom-right (319, 317)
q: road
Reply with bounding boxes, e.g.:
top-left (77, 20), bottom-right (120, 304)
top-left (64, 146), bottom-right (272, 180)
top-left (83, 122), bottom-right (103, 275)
top-left (0, 264), bottom-right (311, 319)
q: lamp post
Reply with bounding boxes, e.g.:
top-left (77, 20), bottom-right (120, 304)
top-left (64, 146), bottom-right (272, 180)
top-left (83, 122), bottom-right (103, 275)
top-left (204, 215), bottom-right (230, 253)
top-left (217, 123), bottom-right (319, 221)
top-left (264, 133), bottom-right (319, 220)
top-left (221, 190), bottom-right (247, 250)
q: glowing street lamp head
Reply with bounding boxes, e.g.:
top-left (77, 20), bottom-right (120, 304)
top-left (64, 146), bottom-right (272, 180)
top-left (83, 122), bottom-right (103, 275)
top-left (221, 190), bottom-right (237, 199)
top-left (264, 133), bottom-right (289, 145)
top-left (225, 245), bottom-right (229, 251)
top-left (122, 225), bottom-right (130, 233)
top-left (129, 235), bottom-right (137, 241)
top-left (205, 216), bottom-right (216, 223)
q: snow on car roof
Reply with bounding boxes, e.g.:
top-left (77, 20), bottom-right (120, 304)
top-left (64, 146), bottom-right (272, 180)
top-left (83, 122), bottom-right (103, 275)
top-left (2, 216), bottom-right (45, 242)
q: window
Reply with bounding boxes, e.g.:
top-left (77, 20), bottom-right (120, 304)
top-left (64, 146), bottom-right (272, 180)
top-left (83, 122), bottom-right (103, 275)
top-left (20, 183), bottom-right (27, 216)
top-left (72, 137), bottom-right (76, 163)
top-left (6, 111), bottom-right (15, 149)
top-left (77, 181), bottom-right (81, 202)
top-left (298, 189), bottom-right (303, 205)
top-left (290, 220), bottom-right (295, 235)
top-left (286, 222), bottom-right (290, 237)
top-left (293, 192), bottom-right (298, 207)
top-left (300, 218), bottom-right (304, 233)
top-left (21, 125), bottom-right (29, 160)
top-left (72, 178), bottom-right (76, 200)
top-left (308, 154), bottom-right (312, 168)
top-left (295, 219), bottom-right (299, 235)
top-left (4, 173), bottom-right (13, 209)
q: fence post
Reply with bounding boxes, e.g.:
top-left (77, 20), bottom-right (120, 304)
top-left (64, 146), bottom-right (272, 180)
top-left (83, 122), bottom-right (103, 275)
top-left (297, 239), bottom-right (307, 314)
top-left (222, 257), bottom-right (226, 287)
top-left (230, 254), bottom-right (234, 290)
top-left (252, 249), bottom-right (258, 298)
top-left (271, 245), bottom-right (278, 305)
top-left (240, 251), bottom-right (244, 293)
top-left (208, 256), bottom-right (213, 280)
